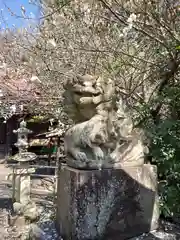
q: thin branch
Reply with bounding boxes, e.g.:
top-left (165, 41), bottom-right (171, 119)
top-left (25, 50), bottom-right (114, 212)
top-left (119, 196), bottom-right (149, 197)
top-left (3, 0), bottom-right (72, 21)
top-left (98, 0), bottom-right (173, 56)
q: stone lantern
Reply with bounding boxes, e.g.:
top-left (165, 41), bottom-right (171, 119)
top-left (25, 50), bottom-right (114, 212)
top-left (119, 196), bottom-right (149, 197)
top-left (12, 120), bottom-right (37, 204)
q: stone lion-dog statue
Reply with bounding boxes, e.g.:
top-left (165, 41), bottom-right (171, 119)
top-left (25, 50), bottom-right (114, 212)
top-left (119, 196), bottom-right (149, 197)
top-left (63, 74), bottom-right (148, 169)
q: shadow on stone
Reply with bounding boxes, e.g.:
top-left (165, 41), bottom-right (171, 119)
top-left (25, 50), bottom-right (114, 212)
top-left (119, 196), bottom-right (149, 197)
top-left (56, 164), bottom-right (159, 240)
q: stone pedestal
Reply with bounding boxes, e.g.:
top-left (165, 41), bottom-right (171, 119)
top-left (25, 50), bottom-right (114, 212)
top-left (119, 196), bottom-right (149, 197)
top-left (15, 168), bottom-right (33, 203)
top-left (56, 164), bottom-right (159, 240)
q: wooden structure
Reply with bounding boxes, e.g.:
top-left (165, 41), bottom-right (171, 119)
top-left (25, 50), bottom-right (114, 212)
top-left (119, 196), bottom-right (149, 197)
top-left (29, 127), bottom-right (65, 166)
top-left (0, 116), bottom-right (50, 161)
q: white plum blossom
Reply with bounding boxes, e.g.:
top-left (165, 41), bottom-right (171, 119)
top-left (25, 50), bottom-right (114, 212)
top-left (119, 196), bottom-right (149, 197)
top-left (10, 104), bottom-right (16, 114)
top-left (47, 39), bottom-right (57, 47)
top-left (120, 13), bottom-right (136, 37)
top-left (0, 89), bottom-right (3, 97)
top-left (21, 6), bottom-right (26, 14)
top-left (49, 118), bottom-right (55, 125)
top-left (30, 75), bottom-right (41, 83)
top-left (0, 62), bottom-right (7, 70)
top-left (20, 105), bottom-right (24, 111)
top-left (127, 13), bottom-right (137, 23)
top-left (83, 3), bottom-right (90, 12)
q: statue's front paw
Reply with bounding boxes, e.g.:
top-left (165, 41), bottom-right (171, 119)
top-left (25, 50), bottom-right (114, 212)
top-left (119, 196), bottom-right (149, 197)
top-left (75, 152), bottom-right (88, 162)
top-left (94, 148), bottom-right (104, 160)
top-left (110, 151), bottom-right (118, 162)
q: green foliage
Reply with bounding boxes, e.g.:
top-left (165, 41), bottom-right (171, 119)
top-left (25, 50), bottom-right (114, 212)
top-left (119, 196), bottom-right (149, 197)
top-left (148, 119), bottom-right (180, 217)
top-left (27, 115), bottom-right (47, 123)
top-left (142, 85), bottom-right (180, 218)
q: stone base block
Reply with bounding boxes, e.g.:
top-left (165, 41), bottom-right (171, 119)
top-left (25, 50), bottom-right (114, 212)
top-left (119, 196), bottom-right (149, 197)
top-left (56, 164), bottom-right (159, 240)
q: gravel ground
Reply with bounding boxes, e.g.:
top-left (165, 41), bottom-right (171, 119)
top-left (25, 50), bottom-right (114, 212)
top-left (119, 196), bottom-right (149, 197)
top-left (0, 192), bottom-right (61, 239)
top-left (0, 164), bottom-right (60, 239)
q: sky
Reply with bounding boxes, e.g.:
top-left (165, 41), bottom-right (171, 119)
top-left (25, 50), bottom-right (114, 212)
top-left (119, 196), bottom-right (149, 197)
top-left (0, 0), bottom-right (41, 29)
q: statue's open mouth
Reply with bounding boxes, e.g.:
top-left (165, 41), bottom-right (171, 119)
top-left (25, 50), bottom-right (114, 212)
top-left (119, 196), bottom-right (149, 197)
top-left (73, 90), bottom-right (100, 96)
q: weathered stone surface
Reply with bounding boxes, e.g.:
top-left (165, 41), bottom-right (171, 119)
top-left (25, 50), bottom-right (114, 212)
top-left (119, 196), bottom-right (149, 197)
top-left (56, 164), bottom-right (159, 240)
top-left (15, 169), bottom-right (31, 203)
